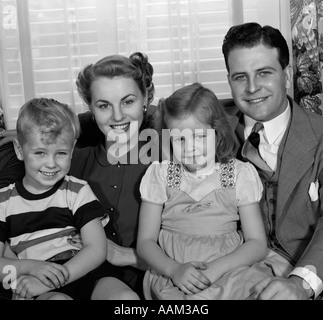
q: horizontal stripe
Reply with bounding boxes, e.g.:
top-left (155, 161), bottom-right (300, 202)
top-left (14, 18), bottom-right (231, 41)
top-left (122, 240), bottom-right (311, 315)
top-left (11, 227), bottom-right (76, 254)
top-left (7, 207), bottom-right (74, 238)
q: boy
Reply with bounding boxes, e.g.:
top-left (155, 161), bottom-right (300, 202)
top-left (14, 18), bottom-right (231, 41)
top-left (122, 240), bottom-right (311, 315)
top-left (0, 98), bottom-right (109, 300)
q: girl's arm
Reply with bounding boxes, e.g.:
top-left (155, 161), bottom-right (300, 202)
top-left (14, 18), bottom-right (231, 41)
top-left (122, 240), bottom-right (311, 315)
top-left (137, 201), bottom-right (210, 294)
top-left (63, 217), bottom-right (107, 284)
top-left (203, 203), bottom-right (268, 283)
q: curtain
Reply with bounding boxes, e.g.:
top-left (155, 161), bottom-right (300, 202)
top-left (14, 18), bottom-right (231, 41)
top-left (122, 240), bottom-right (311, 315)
top-left (0, 0), bottom-right (288, 129)
top-left (290, 0), bottom-right (323, 115)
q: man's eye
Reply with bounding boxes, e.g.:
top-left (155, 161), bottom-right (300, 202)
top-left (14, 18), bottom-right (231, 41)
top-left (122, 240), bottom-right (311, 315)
top-left (233, 75), bottom-right (246, 81)
top-left (259, 71), bottom-right (271, 77)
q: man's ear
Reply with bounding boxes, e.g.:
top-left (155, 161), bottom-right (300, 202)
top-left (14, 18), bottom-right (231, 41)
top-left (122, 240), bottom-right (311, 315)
top-left (284, 65), bottom-right (292, 90)
top-left (13, 139), bottom-right (24, 161)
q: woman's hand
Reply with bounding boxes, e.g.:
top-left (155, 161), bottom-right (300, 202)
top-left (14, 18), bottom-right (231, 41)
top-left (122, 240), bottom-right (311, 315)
top-left (68, 233), bottom-right (147, 270)
top-left (170, 261), bottom-right (211, 295)
top-left (107, 239), bottom-right (147, 270)
top-left (0, 129), bottom-right (17, 146)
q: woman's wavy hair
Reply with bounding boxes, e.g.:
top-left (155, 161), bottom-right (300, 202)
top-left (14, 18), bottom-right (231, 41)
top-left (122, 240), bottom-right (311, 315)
top-left (156, 83), bottom-right (238, 164)
top-left (76, 52), bottom-right (155, 107)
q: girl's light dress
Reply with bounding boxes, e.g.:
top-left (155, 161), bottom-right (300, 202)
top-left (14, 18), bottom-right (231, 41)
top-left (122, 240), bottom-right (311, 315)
top-left (140, 159), bottom-right (292, 300)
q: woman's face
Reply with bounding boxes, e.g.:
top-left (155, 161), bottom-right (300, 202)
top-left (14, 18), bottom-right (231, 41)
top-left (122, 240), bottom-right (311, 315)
top-left (90, 76), bottom-right (146, 150)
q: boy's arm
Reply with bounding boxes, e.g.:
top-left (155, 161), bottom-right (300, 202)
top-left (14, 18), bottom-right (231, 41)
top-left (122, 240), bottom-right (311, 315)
top-left (0, 242), bottom-right (69, 289)
top-left (62, 217), bottom-right (106, 284)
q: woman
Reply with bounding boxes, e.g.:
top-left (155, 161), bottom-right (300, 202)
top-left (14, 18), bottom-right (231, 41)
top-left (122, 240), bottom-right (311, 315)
top-left (0, 52), bottom-right (157, 300)
top-left (69, 52), bottom-right (157, 299)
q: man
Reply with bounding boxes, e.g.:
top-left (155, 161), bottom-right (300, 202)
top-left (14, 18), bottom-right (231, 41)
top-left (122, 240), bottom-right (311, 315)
top-left (222, 22), bottom-right (323, 300)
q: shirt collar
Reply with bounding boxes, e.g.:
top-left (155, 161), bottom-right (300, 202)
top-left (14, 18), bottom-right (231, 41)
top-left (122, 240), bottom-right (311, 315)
top-left (95, 140), bottom-right (149, 166)
top-left (244, 101), bottom-right (291, 144)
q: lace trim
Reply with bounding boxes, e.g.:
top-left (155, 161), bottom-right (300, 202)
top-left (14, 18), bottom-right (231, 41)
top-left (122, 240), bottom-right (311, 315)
top-left (220, 159), bottom-right (235, 189)
top-left (166, 162), bottom-right (182, 189)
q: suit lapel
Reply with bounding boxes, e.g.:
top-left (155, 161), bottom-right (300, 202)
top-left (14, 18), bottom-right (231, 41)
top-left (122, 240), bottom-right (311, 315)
top-left (276, 100), bottom-right (316, 219)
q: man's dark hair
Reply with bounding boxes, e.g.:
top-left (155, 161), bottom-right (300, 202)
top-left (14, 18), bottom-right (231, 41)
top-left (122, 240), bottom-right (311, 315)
top-left (222, 22), bottom-right (289, 72)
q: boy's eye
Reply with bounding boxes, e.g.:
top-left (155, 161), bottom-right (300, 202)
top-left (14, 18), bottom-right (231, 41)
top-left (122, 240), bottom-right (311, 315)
top-left (57, 152), bottom-right (67, 157)
top-left (35, 151), bottom-right (45, 156)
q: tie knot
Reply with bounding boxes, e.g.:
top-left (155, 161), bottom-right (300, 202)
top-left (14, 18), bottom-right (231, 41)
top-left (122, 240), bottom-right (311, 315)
top-left (252, 122), bottom-right (263, 133)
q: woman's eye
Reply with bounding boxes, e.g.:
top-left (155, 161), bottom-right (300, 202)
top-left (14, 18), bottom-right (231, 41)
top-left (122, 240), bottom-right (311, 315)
top-left (123, 99), bottom-right (134, 106)
top-left (97, 103), bottom-right (111, 109)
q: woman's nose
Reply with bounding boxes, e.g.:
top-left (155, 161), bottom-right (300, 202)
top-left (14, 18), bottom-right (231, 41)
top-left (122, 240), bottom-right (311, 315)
top-left (113, 105), bottom-right (124, 121)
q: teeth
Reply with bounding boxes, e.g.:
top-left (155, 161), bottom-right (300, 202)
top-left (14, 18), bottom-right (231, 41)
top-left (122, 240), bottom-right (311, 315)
top-left (249, 98), bottom-right (266, 103)
top-left (41, 172), bottom-right (57, 176)
top-left (111, 123), bottom-right (129, 130)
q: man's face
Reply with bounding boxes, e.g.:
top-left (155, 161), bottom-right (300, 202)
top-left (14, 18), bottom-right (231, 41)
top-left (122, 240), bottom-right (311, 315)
top-left (227, 44), bottom-right (292, 122)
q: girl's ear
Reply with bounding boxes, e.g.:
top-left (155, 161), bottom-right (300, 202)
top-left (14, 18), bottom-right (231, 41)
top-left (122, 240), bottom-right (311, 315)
top-left (13, 139), bottom-right (24, 161)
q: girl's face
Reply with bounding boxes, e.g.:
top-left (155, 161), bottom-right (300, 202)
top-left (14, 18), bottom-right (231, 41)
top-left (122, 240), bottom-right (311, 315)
top-left (90, 76), bottom-right (146, 151)
top-left (14, 126), bottom-right (75, 194)
top-left (166, 114), bottom-right (216, 173)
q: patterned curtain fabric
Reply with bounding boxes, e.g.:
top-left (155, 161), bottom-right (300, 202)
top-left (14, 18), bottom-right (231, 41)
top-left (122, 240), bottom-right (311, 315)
top-left (290, 0), bottom-right (323, 115)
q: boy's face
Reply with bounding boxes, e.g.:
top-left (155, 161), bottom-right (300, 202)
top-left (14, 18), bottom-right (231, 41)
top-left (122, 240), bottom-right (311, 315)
top-left (14, 126), bottom-right (75, 194)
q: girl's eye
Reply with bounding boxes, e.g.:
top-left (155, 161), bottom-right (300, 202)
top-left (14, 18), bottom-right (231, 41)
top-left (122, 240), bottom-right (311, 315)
top-left (195, 134), bottom-right (206, 140)
top-left (172, 137), bottom-right (184, 143)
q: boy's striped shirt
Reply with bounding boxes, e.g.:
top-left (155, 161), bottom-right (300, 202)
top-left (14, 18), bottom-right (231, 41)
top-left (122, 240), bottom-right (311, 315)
top-left (0, 175), bottom-right (108, 261)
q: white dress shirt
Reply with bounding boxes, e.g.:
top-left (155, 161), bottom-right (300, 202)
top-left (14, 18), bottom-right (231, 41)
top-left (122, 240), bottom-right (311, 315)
top-left (244, 103), bottom-right (291, 171)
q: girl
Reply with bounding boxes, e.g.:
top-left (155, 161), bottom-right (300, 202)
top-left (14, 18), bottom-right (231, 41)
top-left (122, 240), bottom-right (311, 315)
top-left (137, 83), bottom-right (290, 300)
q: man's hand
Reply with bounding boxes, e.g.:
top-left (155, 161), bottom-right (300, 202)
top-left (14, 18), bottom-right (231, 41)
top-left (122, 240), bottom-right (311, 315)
top-left (252, 276), bottom-right (313, 300)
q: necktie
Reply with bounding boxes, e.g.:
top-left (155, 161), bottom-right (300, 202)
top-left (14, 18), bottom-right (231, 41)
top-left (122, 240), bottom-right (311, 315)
top-left (241, 122), bottom-right (273, 173)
